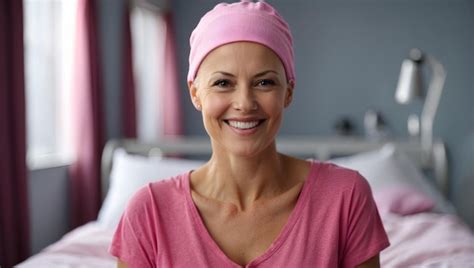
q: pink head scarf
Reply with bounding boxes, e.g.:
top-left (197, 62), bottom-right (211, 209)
top-left (187, 0), bottom-right (295, 83)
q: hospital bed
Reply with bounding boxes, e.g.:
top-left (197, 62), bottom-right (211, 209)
top-left (18, 136), bottom-right (474, 267)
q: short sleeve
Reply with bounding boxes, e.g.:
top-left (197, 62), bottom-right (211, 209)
top-left (342, 173), bottom-right (390, 267)
top-left (108, 184), bottom-right (158, 268)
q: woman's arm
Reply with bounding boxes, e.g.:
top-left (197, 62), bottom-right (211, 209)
top-left (356, 254), bottom-right (380, 268)
top-left (117, 259), bottom-right (129, 268)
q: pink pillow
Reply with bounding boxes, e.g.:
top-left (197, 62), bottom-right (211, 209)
top-left (374, 186), bottom-right (435, 216)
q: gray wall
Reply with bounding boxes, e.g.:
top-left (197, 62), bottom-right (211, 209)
top-left (172, 0), bottom-right (474, 227)
top-left (28, 166), bottom-right (70, 255)
top-left (100, 0), bottom-right (126, 140)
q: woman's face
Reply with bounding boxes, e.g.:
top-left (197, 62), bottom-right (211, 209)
top-left (188, 42), bottom-right (294, 157)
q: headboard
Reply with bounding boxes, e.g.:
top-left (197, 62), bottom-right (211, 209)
top-left (101, 136), bottom-right (448, 201)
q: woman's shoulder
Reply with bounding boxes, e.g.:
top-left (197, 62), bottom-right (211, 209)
top-left (309, 160), bottom-right (371, 194)
top-left (316, 160), bottom-right (361, 178)
top-left (126, 173), bottom-right (190, 211)
top-left (149, 172), bottom-right (190, 194)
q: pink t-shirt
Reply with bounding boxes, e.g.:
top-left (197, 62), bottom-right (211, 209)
top-left (109, 161), bottom-right (390, 267)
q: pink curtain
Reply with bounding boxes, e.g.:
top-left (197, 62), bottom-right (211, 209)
top-left (161, 13), bottom-right (183, 137)
top-left (122, 5), bottom-right (137, 138)
top-left (0, 0), bottom-right (31, 266)
top-left (69, 0), bottom-right (105, 228)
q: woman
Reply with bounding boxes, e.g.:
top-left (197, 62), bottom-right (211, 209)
top-left (109, 1), bottom-right (390, 267)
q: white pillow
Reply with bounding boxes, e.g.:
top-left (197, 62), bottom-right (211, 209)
top-left (330, 144), bottom-right (455, 214)
top-left (97, 149), bottom-right (204, 228)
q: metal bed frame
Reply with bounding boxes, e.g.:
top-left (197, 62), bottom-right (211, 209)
top-left (101, 136), bottom-right (448, 201)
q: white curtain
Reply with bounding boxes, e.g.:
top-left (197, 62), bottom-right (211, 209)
top-left (131, 6), bottom-right (166, 142)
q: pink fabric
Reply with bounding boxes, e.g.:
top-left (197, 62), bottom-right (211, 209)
top-left (122, 5), bottom-right (137, 138)
top-left (17, 222), bottom-right (116, 267)
top-left (0, 0), bottom-right (31, 265)
top-left (161, 13), bottom-right (183, 137)
top-left (17, 210), bottom-right (474, 267)
top-left (381, 212), bottom-right (474, 266)
top-left (109, 161), bottom-right (389, 267)
top-left (374, 186), bottom-right (435, 216)
top-left (69, 0), bottom-right (105, 228)
top-left (187, 1), bottom-right (295, 82)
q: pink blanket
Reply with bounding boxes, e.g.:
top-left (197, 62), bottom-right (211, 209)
top-left (18, 214), bottom-right (474, 267)
top-left (17, 222), bottom-right (116, 267)
top-left (381, 212), bottom-right (474, 267)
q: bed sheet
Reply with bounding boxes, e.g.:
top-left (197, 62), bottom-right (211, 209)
top-left (381, 212), bottom-right (474, 267)
top-left (16, 221), bottom-right (116, 268)
top-left (17, 214), bottom-right (474, 267)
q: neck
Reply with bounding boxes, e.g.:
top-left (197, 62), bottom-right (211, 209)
top-left (201, 141), bottom-right (289, 210)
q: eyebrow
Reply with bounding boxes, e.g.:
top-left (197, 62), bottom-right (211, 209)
top-left (254, 70), bottom-right (279, 78)
top-left (211, 71), bottom-right (234, 77)
top-left (210, 70), bottom-right (279, 78)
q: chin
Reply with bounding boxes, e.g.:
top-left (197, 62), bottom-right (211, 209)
top-left (222, 138), bottom-right (276, 158)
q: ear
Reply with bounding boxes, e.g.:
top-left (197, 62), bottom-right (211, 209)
top-left (188, 80), bottom-right (202, 111)
top-left (284, 80), bottom-right (295, 108)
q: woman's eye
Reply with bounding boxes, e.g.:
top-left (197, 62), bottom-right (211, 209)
top-left (256, 79), bottom-right (276, 87)
top-left (212, 79), bottom-right (231, 88)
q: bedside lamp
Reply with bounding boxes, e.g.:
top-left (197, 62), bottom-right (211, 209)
top-left (395, 48), bottom-right (447, 164)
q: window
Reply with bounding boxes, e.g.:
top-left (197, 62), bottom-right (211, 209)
top-left (24, 0), bottom-right (77, 168)
top-left (130, 5), bottom-right (166, 141)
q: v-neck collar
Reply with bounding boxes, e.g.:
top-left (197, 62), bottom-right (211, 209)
top-left (183, 161), bottom-right (319, 268)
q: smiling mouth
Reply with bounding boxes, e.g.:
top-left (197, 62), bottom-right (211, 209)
top-left (224, 120), bottom-right (266, 130)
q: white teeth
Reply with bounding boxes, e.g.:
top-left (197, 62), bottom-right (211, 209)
top-left (228, 120), bottom-right (260, 129)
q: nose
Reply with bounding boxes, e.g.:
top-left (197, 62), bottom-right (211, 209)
top-left (232, 86), bottom-right (258, 112)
